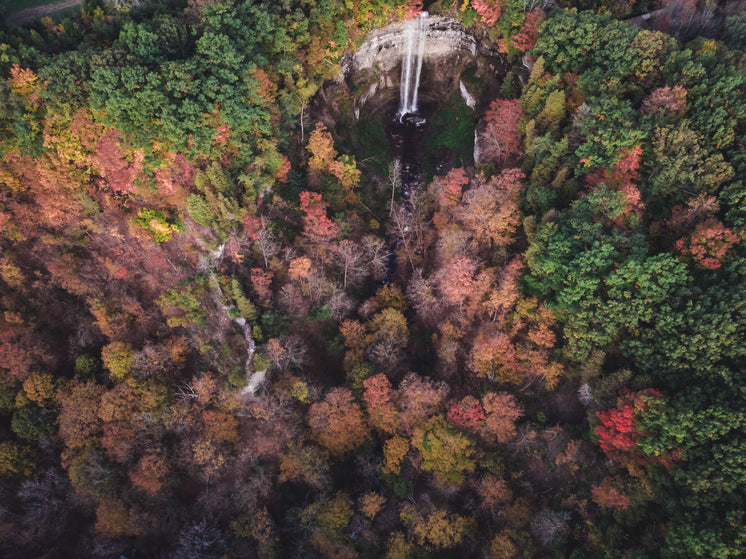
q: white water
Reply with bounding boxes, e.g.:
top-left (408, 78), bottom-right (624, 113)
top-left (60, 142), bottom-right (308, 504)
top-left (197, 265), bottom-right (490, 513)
top-left (459, 80), bottom-right (476, 109)
top-left (473, 128), bottom-right (480, 164)
top-left (203, 244), bottom-right (264, 396)
top-left (398, 12), bottom-right (428, 118)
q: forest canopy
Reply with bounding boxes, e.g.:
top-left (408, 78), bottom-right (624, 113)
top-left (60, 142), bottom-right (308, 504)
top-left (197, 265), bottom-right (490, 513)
top-left (0, 0), bottom-right (745, 557)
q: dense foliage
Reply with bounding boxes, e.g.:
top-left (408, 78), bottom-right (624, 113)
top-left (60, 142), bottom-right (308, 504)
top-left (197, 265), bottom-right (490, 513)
top-left (0, 0), bottom-right (745, 557)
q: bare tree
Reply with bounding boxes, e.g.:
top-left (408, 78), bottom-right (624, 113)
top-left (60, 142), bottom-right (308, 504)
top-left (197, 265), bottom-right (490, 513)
top-left (389, 159), bottom-right (402, 217)
top-left (389, 203), bottom-right (416, 271)
top-left (266, 335), bottom-right (309, 373)
top-left (254, 217), bottom-right (280, 269)
top-left (334, 239), bottom-right (369, 289)
top-left (362, 235), bottom-right (390, 281)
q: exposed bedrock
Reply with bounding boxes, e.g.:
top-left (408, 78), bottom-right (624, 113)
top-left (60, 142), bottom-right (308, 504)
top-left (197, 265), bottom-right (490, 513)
top-left (317, 16), bottom-right (506, 122)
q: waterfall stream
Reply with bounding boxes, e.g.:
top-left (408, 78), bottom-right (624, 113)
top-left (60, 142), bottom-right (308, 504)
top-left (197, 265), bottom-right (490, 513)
top-left (398, 12), bottom-right (428, 119)
top-left (202, 243), bottom-right (264, 396)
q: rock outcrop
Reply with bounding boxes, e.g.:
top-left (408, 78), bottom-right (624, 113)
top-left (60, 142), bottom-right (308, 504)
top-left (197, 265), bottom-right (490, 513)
top-left (334, 16), bottom-right (505, 119)
top-left (345, 16), bottom-right (499, 77)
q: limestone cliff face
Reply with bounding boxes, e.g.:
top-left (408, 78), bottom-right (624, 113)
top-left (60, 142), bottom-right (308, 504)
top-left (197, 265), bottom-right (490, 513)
top-left (346, 16), bottom-right (491, 75)
top-left (335, 16), bottom-right (504, 118)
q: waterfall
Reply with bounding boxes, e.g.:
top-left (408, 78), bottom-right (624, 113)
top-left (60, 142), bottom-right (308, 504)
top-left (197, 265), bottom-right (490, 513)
top-left (473, 128), bottom-right (480, 164)
top-left (459, 80), bottom-right (476, 109)
top-left (398, 12), bottom-right (428, 118)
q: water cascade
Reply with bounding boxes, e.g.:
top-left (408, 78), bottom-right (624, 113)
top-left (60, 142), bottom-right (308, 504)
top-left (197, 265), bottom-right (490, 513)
top-left (398, 12), bottom-right (428, 119)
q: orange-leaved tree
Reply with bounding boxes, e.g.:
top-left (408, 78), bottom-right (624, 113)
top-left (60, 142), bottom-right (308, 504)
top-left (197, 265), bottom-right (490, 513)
top-left (307, 388), bottom-right (369, 455)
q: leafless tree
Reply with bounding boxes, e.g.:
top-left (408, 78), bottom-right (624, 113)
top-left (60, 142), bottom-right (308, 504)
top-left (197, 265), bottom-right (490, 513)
top-left (254, 218), bottom-right (280, 269)
top-left (266, 335), bottom-right (309, 373)
top-left (389, 159), bottom-right (402, 217)
top-left (362, 234), bottom-right (390, 281)
top-left (334, 239), bottom-right (369, 289)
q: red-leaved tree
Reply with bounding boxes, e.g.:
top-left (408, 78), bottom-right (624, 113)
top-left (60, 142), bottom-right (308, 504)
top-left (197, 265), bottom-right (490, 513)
top-left (470, 0), bottom-right (502, 26)
top-left (300, 191), bottom-right (339, 243)
top-left (447, 396), bottom-right (486, 430)
top-left (477, 99), bottom-right (523, 164)
top-left (676, 218), bottom-right (738, 270)
top-left (510, 9), bottom-right (545, 52)
top-left (251, 268), bottom-right (273, 305)
top-left (595, 389), bottom-right (669, 472)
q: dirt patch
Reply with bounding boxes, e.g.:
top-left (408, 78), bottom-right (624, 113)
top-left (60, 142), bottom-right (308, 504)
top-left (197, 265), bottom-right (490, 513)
top-left (9, 0), bottom-right (81, 24)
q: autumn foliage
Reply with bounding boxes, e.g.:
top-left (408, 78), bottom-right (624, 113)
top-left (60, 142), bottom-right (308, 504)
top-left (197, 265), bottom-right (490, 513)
top-left (676, 218), bottom-right (738, 269)
top-left (363, 373), bottom-right (400, 435)
top-left (468, 0), bottom-right (502, 27)
top-left (592, 477), bottom-right (630, 510)
top-left (595, 389), bottom-right (672, 471)
top-left (300, 191), bottom-right (340, 243)
top-left (510, 9), bottom-right (545, 52)
top-left (585, 146), bottom-right (644, 227)
top-left (308, 388), bottom-right (369, 455)
top-left (478, 99), bottom-right (523, 164)
top-left (0, 5), bottom-right (743, 558)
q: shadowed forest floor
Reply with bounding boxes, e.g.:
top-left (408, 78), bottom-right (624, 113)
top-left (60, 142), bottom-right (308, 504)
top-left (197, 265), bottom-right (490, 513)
top-left (8, 0), bottom-right (80, 23)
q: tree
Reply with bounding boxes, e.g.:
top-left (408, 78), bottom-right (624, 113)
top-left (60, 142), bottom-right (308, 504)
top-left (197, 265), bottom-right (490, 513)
top-left (328, 155), bottom-right (361, 206)
top-left (307, 388), bottom-right (369, 455)
top-left (55, 380), bottom-right (106, 451)
top-left (447, 396), bottom-right (485, 431)
top-left (0, 441), bottom-right (35, 478)
top-left (477, 99), bottom-right (523, 164)
top-left (306, 122), bottom-right (337, 180)
top-left (485, 256), bottom-right (524, 324)
top-left (477, 475), bottom-right (513, 510)
top-left (334, 239), bottom-right (368, 289)
top-left (251, 268), bottom-right (273, 305)
top-left (584, 146), bottom-right (644, 228)
top-left (487, 533), bottom-right (518, 559)
top-left (264, 336), bottom-right (308, 373)
top-left (510, 9), bottom-right (545, 52)
top-left (202, 409), bottom-right (239, 444)
top-left (401, 504), bottom-right (477, 549)
top-left (432, 168), bottom-right (469, 230)
top-left (300, 191), bottom-right (339, 243)
top-left (300, 492), bottom-right (354, 555)
top-left (101, 341), bottom-right (134, 382)
top-left (437, 255), bottom-right (477, 309)
top-left (647, 122), bottom-right (733, 201)
top-left (398, 373), bottom-right (448, 435)
top-left (479, 392), bottom-right (523, 444)
top-left (279, 442), bottom-right (330, 490)
top-left (22, 372), bottom-right (56, 406)
top-left (595, 389), bottom-right (672, 473)
top-left (469, 0), bottom-right (502, 27)
top-left (676, 218), bottom-right (738, 270)
top-left (592, 477), bottom-right (629, 510)
top-left (360, 492), bottom-right (386, 520)
top-left (95, 498), bottom-right (136, 537)
top-left (368, 308), bottom-right (409, 370)
top-left (641, 85), bottom-right (687, 116)
top-left (12, 404), bottom-right (54, 441)
top-left (411, 416), bottom-right (476, 485)
top-left (456, 169), bottom-right (524, 250)
top-left (381, 435), bottom-right (410, 475)
top-left (363, 373), bottom-right (400, 435)
top-left (469, 329), bottom-right (522, 384)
